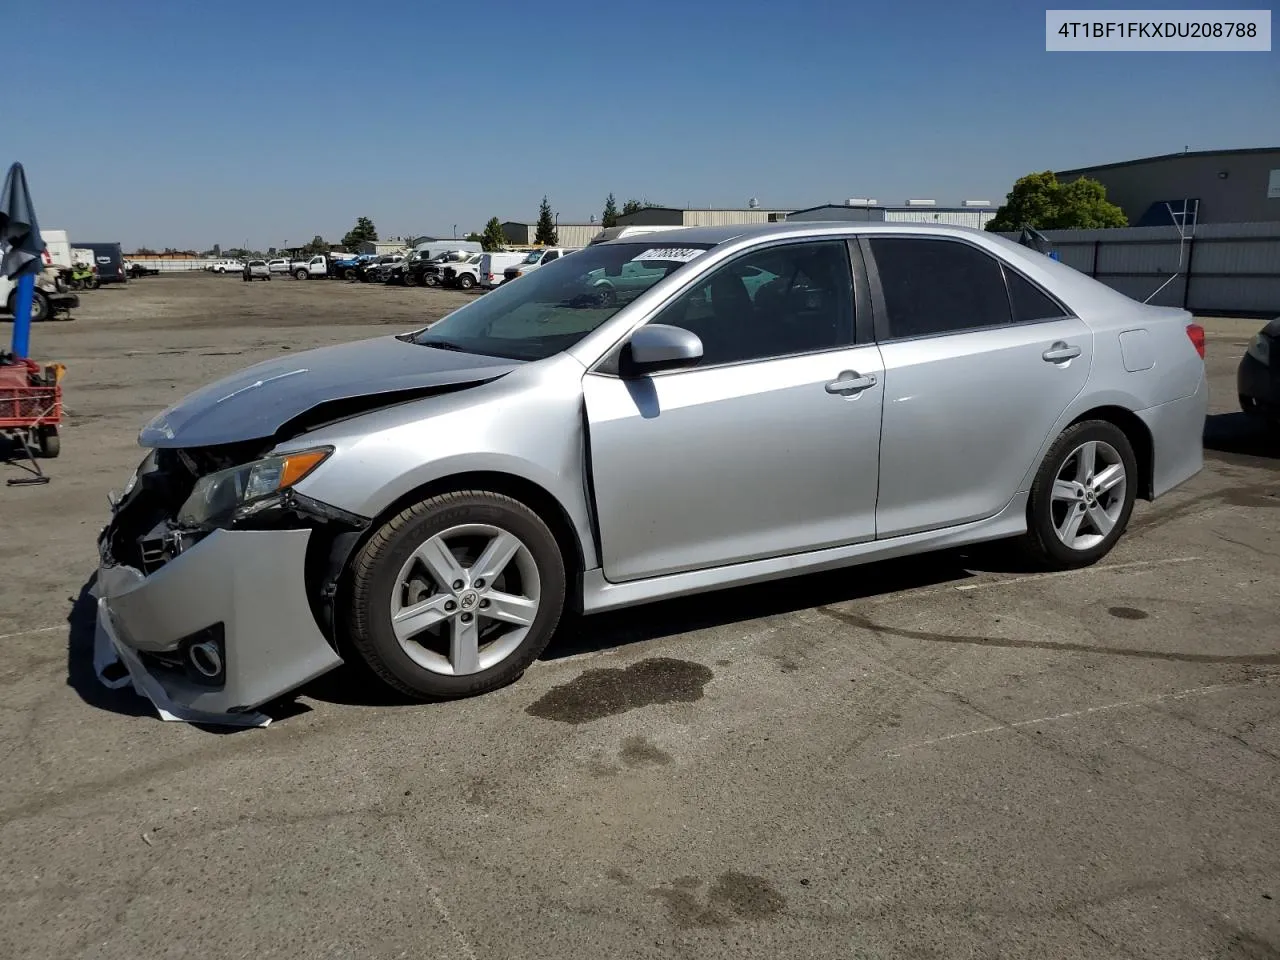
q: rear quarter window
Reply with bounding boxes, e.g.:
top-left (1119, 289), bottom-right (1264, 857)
top-left (869, 237), bottom-right (1013, 339)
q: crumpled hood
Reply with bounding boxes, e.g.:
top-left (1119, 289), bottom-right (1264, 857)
top-left (139, 335), bottom-right (521, 448)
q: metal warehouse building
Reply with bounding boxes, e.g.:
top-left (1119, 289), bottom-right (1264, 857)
top-left (1056, 147), bottom-right (1280, 226)
top-left (786, 199), bottom-right (998, 229)
top-left (501, 221), bottom-right (603, 248)
top-left (615, 206), bottom-right (793, 227)
top-left (613, 200), bottom-right (999, 230)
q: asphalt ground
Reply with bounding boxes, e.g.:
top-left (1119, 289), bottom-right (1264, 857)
top-left (1, 274), bottom-right (1277, 960)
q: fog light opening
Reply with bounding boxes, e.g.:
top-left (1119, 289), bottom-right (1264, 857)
top-left (189, 641), bottom-right (223, 679)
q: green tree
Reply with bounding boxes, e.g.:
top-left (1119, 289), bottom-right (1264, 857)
top-left (341, 216), bottom-right (379, 250)
top-left (465, 232), bottom-right (483, 244)
top-left (986, 171), bottom-right (1127, 232)
top-left (303, 234), bottom-right (328, 255)
top-left (481, 217), bottom-right (507, 252)
top-left (534, 195), bottom-right (557, 245)
top-left (621, 198), bottom-right (661, 216)
top-left (602, 193), bottom-right (618, 228)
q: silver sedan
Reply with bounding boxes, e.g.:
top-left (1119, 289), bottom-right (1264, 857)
top-left (95, 222), bottom-right (1208, 724)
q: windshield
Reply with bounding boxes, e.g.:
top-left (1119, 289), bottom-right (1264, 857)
top-left (408, 241), bottom-right (715, 361)
top-left (521, 251), bottom-right (543, 264)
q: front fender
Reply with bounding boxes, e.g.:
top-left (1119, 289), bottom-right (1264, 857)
top-left (289, 356), bottom-right (599, 568)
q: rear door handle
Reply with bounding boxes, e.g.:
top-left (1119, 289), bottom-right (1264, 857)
top-left (1042, 342), bottom-right (1082, 363)
top-left (826, 371), bottom-right (877, 395)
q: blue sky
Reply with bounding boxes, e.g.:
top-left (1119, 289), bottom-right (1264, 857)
top-left (5, 0), bottom-right (1275, 249)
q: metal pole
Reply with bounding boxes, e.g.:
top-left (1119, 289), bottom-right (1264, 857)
top-left (10, 272), bottom-right (34, 357)
top-left (1182, 237), bottom-right (1196, 310)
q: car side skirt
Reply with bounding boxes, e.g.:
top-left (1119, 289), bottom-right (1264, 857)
top-left (580, 492), bottom-right (1029, 613)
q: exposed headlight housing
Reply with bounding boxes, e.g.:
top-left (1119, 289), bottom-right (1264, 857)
top-left (1246, 332), bottom-right (1271, 366)
top-left (177, 447), bottom-right (332, 527)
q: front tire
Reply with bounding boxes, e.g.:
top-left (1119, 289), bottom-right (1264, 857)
top-left (1020, 420), bottom-right (1137, 570)
top-left (294, 269), bottom-right (308, 280)
top-left (458, 274), bottom-right (475, 290)
top-left (345, 491), bottom-right (566, 700)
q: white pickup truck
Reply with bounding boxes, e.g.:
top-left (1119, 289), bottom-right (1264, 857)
top-left (288, 255), bottom-right (329, 280)
top-left (501, 246), bottom-right (580, 284)
top-left (1, 236), bottom-right (81, 322)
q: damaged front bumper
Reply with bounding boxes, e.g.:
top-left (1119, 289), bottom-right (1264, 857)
top-left (94, 464), bottom-right (358, 726)
top-left (96, 526), bottom-right (344, 726)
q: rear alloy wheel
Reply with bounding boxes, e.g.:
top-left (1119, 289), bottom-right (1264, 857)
top-left (1021, 420), bottom-right (1137, 569)
top-left (346, 491), bottom-right (566, 700)
top-left (403, 271), bottom-right (419, 287)
top-left (7, 290), bottom-right (50, 321)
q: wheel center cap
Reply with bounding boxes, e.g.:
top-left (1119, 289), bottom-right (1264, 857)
top-left (458, 590), bottom-right (480, 611)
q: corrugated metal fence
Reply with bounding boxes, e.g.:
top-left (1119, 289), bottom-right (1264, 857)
top-left (998, 221), bottom-right (1280, 315)
top-left (127, 258), bottom-right (219, 272)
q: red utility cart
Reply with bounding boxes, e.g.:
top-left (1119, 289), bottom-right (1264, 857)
top-left (0, 356), bottom-right (63, 469)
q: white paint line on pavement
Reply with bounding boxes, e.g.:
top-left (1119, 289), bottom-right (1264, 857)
top-left (0, 625), bottom-right (63, 642)
top-left (952, 556), bottom-right (1201, 593)
top-left (390, 824), bottom-right (479, 960)
top-left (886, 676), bottom-right (1277, 756)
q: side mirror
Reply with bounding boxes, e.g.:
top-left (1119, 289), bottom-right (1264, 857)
top-left (620, 324), bottom-right (703, 377)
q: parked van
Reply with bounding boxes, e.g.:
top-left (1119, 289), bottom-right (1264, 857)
top-left (39, 229), bottom-right (73, 269)
top-left (79, 242), bottom-right (127, 284)
top-left (477, 252), bottom-right (528, 289)
top-left (501, 246), bottom-right (580, 284)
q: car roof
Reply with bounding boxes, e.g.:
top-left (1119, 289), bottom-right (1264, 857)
top-left (598, 220), bottom-right (1006, 248)
top-left (597, 220), bottom-right (1141, 315)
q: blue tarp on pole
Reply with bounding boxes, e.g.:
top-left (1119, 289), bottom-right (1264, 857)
top-left (0, 162), bottom-right (45, 359)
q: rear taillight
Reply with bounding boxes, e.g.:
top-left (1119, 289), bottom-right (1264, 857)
top-left (487, 273), bottom-right (495, 281)
top-left (1186, 322), bottom-right (1205, 359)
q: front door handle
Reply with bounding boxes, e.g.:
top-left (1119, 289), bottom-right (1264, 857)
top-left (1042, 342), bottom-right (1082, 363)
top-left (826, 371), bottom-right (877, 395)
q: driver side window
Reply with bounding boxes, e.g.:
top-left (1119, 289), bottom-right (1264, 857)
top-left (648, 241), bottom-right (855, 367)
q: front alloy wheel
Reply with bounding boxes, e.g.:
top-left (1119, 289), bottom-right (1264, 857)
top-left (346, 490), bottom-right (566, 699)
top-left (390, 523), bottom-right (541, 676)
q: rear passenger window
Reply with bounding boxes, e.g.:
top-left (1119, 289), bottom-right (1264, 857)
top-left (869, 238), bottom-right (1012, 339)
top-left (1003, 266), bottom-right (1067, 322)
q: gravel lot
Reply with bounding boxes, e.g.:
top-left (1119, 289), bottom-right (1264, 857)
top-left (2, 274), bottom-right (1278, 960)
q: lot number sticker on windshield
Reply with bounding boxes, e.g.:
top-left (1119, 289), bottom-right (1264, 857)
top-left (631, 248), bottom-right (704, 263)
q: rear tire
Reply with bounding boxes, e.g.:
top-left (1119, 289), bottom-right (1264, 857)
top-left (7, 290), bottom-right (52, 321)
top-left (404, 272), bottom-right (419, 287)
top-left (1019, 419), bottom-right (1137, 570)
top-left (345, 490), bottom-right (566, 700)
